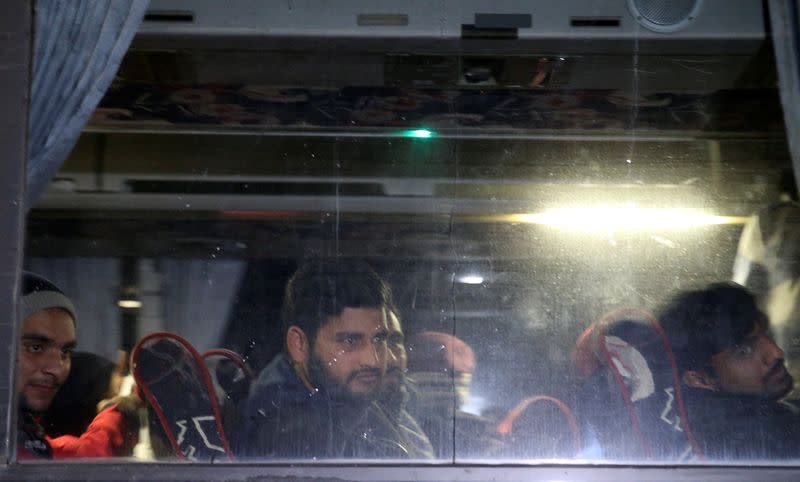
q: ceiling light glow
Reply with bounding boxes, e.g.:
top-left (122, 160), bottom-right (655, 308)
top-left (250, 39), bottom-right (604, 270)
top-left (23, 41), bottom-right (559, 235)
top-left (403, 129), bottom-right (434, 138)
top-left (509, 205), bottom-right (747, 232)
top-left (457, 275), bottom-right (484, 284)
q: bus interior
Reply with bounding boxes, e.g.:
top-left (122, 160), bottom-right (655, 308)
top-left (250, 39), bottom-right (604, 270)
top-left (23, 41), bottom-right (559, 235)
top-left (19, 0), bottom-right (800, 468)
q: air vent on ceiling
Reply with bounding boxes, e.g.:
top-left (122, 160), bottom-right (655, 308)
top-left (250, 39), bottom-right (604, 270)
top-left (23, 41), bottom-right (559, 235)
top-left (144, 10), bottom-right (194, 23)
top-left (461, 13), bottom-right (531, 40)
top-left (570, 17), bottom-right (621, 28)
top-left (461, 25), bottom-right (518, 40)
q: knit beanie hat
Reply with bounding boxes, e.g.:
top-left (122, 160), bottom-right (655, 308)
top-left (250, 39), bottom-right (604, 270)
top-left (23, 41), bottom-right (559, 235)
top-left (407, 331), bottom-right (476, 374)
top-left (407, 331), bottom-right (476, 409)
top-left (21, 272), bottom-right (77, 324)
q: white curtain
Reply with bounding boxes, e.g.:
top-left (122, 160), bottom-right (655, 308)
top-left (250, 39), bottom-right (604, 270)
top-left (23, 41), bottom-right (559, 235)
top-left (27, 0), bottom-right (149, 208)
top-left (25, 258), bottom-right (121, 360)
top-left (160, 260), bottom-right (246, 352)
top-left (769, 0), bottom-right (800, 190)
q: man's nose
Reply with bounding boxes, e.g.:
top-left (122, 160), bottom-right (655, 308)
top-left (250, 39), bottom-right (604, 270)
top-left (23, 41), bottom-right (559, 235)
top-left (764, 337), bottom-right (786, 365)
top-left (42, 349), bottom-right (68, 378)
top-left (363, 340), bottom-right (386, 367)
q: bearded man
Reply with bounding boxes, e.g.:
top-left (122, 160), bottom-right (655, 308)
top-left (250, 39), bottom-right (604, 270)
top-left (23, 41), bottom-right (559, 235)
top-left (235, 259), bottom-right (408, 459)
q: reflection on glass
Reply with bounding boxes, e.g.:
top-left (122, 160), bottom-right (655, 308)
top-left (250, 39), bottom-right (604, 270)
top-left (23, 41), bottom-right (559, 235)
top-left (19, 0), bottom-right (800, 468)
top-left (510, 207), bottom-right (747, 231)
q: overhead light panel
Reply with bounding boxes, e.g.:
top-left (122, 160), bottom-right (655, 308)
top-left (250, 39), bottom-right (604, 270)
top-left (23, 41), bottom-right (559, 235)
top-left (402, 129), bottom-right (435, 139)
top-left (457, 274), bottom-right (485, 284)
top-left (508, 205), bottom-right (748, 232)
top-left (118, 299), bottom-right (142, 309)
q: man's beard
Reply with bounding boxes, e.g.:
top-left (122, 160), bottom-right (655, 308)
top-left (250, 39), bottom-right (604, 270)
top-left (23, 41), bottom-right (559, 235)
top-left (378, 368), bottom-right (408, 419)
top-left (18, 394), bottom-right (47, 417)
top-left (306, 353), bottom-right (379, 406)
top-left (18, 395), bottom-right (35, 414)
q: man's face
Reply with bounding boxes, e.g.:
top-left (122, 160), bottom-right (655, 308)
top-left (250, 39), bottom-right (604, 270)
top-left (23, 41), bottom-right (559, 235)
top-left (384, 311), bottom-right (407, 391)
top-left (17, 309), bottom-right (76, 413)
top-left (308, 307), bottom-right (389, 400)
top-left (710, 324), bottom-right (793, 399)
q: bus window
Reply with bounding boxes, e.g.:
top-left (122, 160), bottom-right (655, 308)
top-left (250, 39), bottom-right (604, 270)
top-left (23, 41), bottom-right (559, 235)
top-left (18, 0), bottom-right (800, 470)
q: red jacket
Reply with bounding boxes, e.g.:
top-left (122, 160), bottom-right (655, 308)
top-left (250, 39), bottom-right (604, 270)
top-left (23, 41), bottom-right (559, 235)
top-left (18, 403), bottom-right (136, 460)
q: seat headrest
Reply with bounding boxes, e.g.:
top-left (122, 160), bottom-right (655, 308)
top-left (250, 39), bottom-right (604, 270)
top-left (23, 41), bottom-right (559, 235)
top-left (572, 309), bottom-right (703, 460)
top-left (573, 310), bottom-right (672, 381)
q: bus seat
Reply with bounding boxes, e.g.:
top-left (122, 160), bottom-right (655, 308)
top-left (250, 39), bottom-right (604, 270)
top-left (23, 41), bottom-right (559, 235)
top-left (496, 395), bottom-right (581, 459)
top-left (572, 308), bottom-right (702, 461)
top-left (202, 348), bottom-right (253, 435)
top-left (132, 332), bottom-right (234, 462)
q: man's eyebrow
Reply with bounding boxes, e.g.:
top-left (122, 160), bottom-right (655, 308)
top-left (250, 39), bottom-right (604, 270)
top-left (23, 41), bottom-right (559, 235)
top-left (335, 331), bottom-right (365, 339)
top-left (21, 333), bottom-right (77, 349)
top-left (20, 333), bottom-right (54, 344)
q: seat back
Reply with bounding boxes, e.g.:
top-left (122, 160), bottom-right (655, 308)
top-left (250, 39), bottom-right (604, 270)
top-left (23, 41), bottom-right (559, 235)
top-left (202, 349), bottom-right (253, 407)
top-left (496, 395), bottom-right (581, 458)
top-left (572, 308), bottom-right (702, 461)
top-left (202, 348), bottom-right (253, 436)
top-left (132, 332), bottom-right (234, 461)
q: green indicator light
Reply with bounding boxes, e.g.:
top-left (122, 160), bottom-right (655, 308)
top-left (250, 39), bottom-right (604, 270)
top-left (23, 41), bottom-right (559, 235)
top-left (403, 129), bottom-right (434, 138)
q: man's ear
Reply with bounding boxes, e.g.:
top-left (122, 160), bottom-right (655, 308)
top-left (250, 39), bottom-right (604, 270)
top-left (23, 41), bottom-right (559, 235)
top-left (683, 369), bottom-right (718, 391)
top-left (286, 326), bottom-right (310, 365)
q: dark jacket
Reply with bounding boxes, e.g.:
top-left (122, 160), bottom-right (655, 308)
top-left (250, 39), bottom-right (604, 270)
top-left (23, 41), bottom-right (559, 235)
top-left (235, 353), bottom-right (409, 459)
top-left (684, 387), bottom-right (800, 461)
top-left (396, 408), bottom-right (435, 459)
top-left (375, 384), bottom-right (434, 459)
top-left (18, 411), bottom-right (52, 460)
top-left (404, 388), bottom-right (503, 460)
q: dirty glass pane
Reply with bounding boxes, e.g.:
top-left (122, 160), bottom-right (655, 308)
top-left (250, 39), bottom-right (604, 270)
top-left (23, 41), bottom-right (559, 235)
top-left (19, 0), bottom-right (800, 466)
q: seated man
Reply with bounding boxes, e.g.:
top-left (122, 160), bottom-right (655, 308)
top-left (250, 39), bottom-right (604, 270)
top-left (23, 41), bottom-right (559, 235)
top-left (18, 272), bottom-right (140, 460)
top-left (406, 331), bottom-right (502, 459)
top-left (374, 310), bottom-right (433, 459)
top-left (659, 282), bottom-right (800, 460)
top-left (236, 259), bottom-right (409, 459)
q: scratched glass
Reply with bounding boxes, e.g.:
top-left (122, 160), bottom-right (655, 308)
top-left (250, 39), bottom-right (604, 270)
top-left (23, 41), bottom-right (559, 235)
top-left (20, 0), bottom-right (800, 467)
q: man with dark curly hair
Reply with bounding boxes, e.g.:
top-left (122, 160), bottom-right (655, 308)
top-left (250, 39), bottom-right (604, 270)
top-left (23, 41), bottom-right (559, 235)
top-left (659, 282), bottom-right (800, 460)
top-left (236, 259), bottom-right (412, 459)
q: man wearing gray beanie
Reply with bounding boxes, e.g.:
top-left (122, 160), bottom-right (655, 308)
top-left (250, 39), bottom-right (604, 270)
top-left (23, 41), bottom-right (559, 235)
top-left (17, 272), bottom-right (139, 460)
top-left (17, 272), bottom-right (78, 458)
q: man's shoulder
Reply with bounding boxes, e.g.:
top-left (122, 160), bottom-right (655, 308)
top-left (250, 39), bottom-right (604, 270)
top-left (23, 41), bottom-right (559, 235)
top-left (234, 355), bottom-right (327, 458)
top-left (685, 390), bottom-right (800, 460)
top-left (771, 399), bottom-right (800, 418)
top-left (248, 353), bottom-right (308, 407)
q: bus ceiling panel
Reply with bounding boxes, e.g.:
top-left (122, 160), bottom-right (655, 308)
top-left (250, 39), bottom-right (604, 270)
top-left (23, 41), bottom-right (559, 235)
top-left (136, 0), bottom-right (764, 55)
top-left (86, 1), bottom-right (778, 136)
